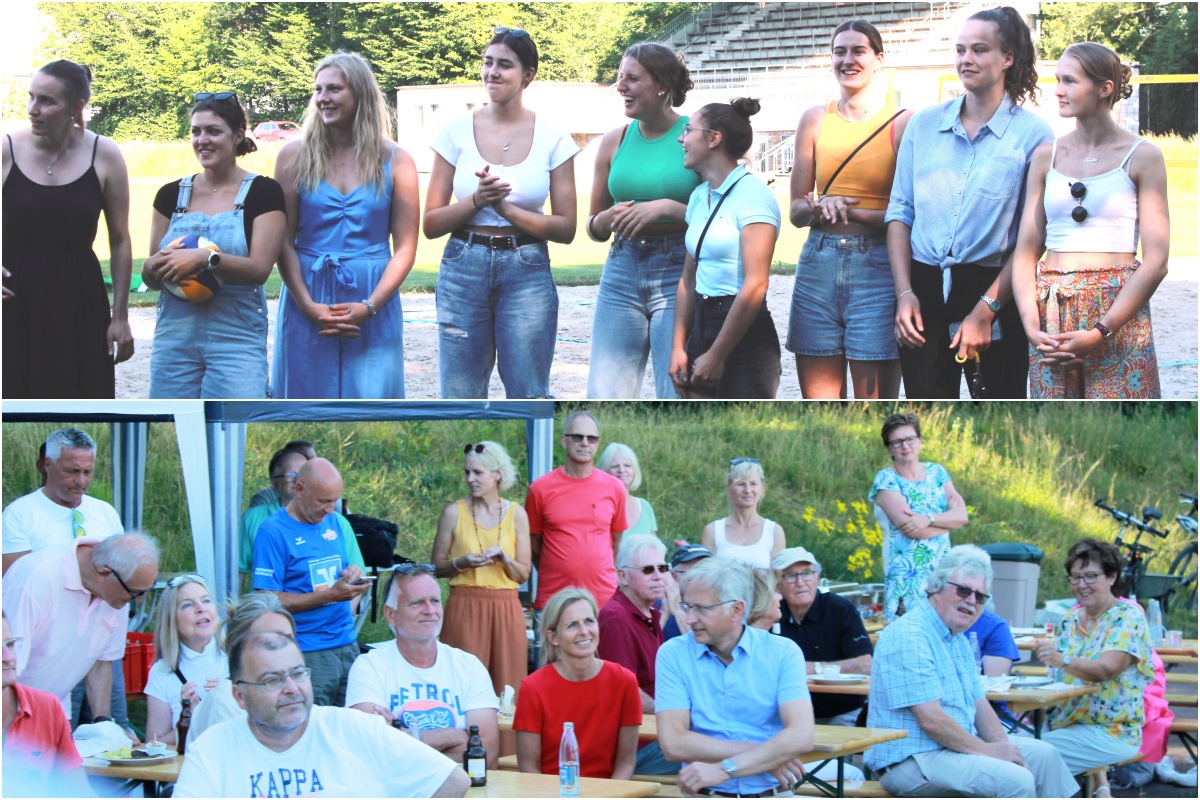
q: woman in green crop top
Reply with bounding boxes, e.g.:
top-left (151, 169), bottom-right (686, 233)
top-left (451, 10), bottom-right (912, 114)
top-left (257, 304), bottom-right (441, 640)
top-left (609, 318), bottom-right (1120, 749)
top-left (585, 43), bottom-right (700, 400)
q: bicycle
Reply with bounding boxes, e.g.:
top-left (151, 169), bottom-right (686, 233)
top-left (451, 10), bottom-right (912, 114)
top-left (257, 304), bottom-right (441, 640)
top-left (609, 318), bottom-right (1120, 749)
top-left (1092, 499), bottom-right (1175, 602)
top-left (1163, 492), bottom-right (1198, 614)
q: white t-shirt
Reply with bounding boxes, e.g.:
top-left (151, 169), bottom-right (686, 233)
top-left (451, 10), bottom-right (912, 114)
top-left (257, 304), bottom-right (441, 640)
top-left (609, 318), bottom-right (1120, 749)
top-left (143, 638), bottom-right (229, 729)
top-left (344, 641), bottom-right (497, 731)
top-left (2, 490), bottom-right (124, 554)
top-left (431, 111), bottom-right (579, 228)
top-left (174, 705), bottom-right (459, 798)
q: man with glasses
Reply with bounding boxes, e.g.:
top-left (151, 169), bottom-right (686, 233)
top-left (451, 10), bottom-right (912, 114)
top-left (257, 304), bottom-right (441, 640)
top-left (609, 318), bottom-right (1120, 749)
top-left (597, 534), bottom-right (678, 775)
top-left (345, 564), bottom-right (499, 767)
top-left (866, 545), bottom-right (1076, 797)
top-left (773, 547), bottom-right (872, 727)
top-left (2, 533), bottom-right (159, 735)
top-left (174, 631), bottom-right (469, 798)
top-left (525, 411), bottom-right (628, 615)
top-left (656, 557), bottom-right (814, 797)
top-left (253, 459), bottom-right (372, 708)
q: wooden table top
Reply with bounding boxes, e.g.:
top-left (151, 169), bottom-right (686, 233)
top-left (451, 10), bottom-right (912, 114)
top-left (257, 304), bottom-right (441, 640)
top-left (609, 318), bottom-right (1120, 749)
top-left (806, 676), bottom-right (1101, 714)
top-left (1015, 637), bottom-right (1198, 659)
top-left (466, 771), bottom-right (660, 798)
top-left (804, 725), bottom-right (907, 756)
top-left (500, 713), bottom-right (659, 742)
top-left (84, 754), bottom-right (182, 782)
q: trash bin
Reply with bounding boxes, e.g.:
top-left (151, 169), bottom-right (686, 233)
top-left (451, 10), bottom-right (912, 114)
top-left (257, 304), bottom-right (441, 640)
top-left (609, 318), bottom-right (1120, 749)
top-left (981, 542), bottom-right (1043, 629)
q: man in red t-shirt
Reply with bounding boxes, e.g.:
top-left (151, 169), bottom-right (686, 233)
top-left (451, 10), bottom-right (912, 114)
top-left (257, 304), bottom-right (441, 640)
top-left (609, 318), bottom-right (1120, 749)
top-left (525, 411), bottom-right (628, 614)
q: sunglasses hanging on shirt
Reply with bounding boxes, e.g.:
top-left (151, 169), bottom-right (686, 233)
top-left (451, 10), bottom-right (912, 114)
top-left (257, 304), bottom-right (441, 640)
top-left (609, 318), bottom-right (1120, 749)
top-left (1070, 181), bottom-right (1089, 223)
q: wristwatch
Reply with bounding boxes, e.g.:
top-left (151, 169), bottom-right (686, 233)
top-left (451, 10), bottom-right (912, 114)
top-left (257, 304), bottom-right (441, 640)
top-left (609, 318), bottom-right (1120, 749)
top-left (1062, 653), bottom-right (1072, 668)
top-left (1093, 321), bottom-right (1114, 341)
top-left (205, 250), bottom-right (221, 271)
top-left (979, 294), bottom-right (1001, 313)
top-left (720, 758), bottom-right (738, 780)
top-left (92, 715), bottom-right (114, 724)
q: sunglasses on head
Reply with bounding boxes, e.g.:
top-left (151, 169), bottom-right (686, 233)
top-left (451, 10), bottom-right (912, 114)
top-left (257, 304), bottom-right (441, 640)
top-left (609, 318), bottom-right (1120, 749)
top-left (194, 91), bottom-right (238, 102)
top-left (730, 457), bottom-right (760, 467)
top-left (464, 443), bottom-right (486, 454)
top-left (493, 27), bottom-right (529, 38)
top-left (168, 573), bottom-right (205, 589)
top-left (1070, 181), bottom-right (1089, 223)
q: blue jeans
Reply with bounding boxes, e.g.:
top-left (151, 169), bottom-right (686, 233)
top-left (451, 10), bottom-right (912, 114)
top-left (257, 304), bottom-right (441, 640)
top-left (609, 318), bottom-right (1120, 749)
top-left (634, 741), bottom-right (681, 775)
top-left (436, 236), bottom-right (558, 398)
top-left (587, 235), bottom-right (684, 399)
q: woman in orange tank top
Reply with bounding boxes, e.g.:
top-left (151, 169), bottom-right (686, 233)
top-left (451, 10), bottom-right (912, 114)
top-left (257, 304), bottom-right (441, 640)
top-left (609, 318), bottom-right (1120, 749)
top-left (786, 19), bottom-right (911, 399)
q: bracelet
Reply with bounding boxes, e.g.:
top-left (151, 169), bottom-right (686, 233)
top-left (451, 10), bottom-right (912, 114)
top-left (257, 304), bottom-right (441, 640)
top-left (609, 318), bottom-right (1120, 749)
top-left (897, 289), bottom-right (915, 302)
top-left (586, 214), bottom-right (604, 242)
top-left (471, 192), bottom-right (484, 210)
top-left (361, 299), bottom-right (378, 318)
top-left (451, 556), bottom-right (463, 573)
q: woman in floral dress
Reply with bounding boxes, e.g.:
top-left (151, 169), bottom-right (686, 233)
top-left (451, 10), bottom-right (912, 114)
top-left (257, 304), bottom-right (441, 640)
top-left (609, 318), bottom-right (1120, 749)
top-left (869, 412), bottom-right (969, 620)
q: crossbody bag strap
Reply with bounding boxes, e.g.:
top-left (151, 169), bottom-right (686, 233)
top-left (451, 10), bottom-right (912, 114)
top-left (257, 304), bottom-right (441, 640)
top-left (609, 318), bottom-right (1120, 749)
top-left (693, 173), bottom-right (748, 266)
top-left (820, 110), bottom-right (905, 196)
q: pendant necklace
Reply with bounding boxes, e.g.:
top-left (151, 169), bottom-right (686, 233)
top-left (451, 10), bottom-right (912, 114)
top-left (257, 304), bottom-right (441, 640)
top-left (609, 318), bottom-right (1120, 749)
top-left (43, 131), bottom-right (75, 175)
top-left (1074, 130), bottom-right (1114, 164)
top-left (470, 498), bottom-right (502, 553)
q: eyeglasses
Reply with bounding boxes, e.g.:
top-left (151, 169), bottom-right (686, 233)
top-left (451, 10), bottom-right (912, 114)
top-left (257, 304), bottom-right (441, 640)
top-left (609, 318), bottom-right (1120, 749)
top-left (493, 27), bottom-right (529, 38)
top-left (681, 124), bottom-right (717, 136)
top-left (681, 599), bottom-right (735, 616)
top-left (730, 457), bottom-right (760, 466)
top-left (887, 436), bottom-right (920, 449)
top-left (630, 564), bottom-right (670, 575)
top-left (194, 91), bottom-right (238, 102)
top-left (464, 444), bottom-right (486, 454)
top-left (3, 636), bottom-right (24, 651)
top-left (394, 563), bottom-right (436, 576)
top-left (108, 568), bottom-right (150, 601)
top-left (270, 471), bottom-right (297, 482)
top-left (945, 580), bottom-right (990, 605)
top-left (168, 574), bottom-right (205, 589)
top-left (235, 666), bottom-right (312, 692)
top-left (783, 570), bottom-right (818, 584)
top-left (1070, 181), bottom-right (1089, 223)
top-left (564, 434), bottom-right (600, 444)
top-left (72, 507), bottom-right (86, 539)
top-left (1068, 572), bottom-right (1105, 586)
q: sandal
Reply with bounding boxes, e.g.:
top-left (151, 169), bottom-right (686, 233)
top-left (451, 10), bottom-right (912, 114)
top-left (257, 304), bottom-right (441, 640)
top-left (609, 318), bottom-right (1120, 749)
top-left (1093, 787), bottom-right (1113, 798)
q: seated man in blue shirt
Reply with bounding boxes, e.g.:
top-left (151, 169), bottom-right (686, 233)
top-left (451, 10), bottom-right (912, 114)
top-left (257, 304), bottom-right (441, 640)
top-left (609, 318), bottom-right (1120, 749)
top-left (866, 545), bottom-right (1077, 797)
top-left (253, 458), bottom-right (373, 708)
top-left (656, 557), bottom-right (813, 797)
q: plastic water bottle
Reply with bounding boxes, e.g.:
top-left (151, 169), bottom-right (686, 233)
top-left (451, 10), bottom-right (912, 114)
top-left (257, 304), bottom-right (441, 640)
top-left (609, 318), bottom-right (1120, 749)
top-left (970, 631), bottom-right (983, 673)
top-left (559, 721), bottom-right (580, 797)
top-left (1147, 599), bottom-right (1166, 646)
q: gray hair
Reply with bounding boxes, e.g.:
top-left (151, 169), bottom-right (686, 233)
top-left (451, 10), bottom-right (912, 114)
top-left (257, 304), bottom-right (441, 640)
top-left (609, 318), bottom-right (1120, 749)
top-left (679, 556), bottom-right (753, 623)
top-left (229, 631), bottom-right (298, 683)
top-left (383, 568), bottom-right (438, 611)
top-left (562, 410), bottom-right (600, 436)
top-left (154, 575), bottom-right (217, 673)
top-left (91, 532), bottom-right (160, 576)
top-left (616, 533), bottom-right (667, 570)
top-left (598, 443), bottom-right (643, 491)
top-left (466, 441), bottom-right (518, 492)
top-left (925, 544), bottom-right (993, 596)
top-left (45, 428), bottom-right (96, 463)
top-left (221, 591), bottom-right (294, 654)
top-left (540, 587), bottom-right (598, 666)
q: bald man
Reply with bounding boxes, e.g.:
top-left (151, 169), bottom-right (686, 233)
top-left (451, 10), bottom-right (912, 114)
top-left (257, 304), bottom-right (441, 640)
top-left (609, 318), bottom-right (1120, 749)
top-left (253, 459), bottom-right (372, 707)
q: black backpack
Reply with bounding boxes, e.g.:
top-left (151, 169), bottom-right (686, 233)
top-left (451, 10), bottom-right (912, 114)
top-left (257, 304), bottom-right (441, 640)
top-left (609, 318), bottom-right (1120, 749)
top-left (345, 513), bottom-right (398, 569)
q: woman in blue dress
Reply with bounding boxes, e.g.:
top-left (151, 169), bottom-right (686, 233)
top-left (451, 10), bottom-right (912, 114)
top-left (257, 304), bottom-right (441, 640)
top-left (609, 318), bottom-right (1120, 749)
top-left (273, 52), bottom-right (420, 398)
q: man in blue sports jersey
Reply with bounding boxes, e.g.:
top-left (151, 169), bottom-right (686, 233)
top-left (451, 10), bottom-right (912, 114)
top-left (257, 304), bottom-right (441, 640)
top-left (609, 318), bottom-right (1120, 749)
top-left (253, 458), bottom-right (372, 707)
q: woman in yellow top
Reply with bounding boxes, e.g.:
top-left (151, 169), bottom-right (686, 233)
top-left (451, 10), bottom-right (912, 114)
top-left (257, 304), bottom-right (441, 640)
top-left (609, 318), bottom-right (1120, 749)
top-left (786, 19), bottom-right (911, 399)
top-left (432, 441), bottom-right (532, 696)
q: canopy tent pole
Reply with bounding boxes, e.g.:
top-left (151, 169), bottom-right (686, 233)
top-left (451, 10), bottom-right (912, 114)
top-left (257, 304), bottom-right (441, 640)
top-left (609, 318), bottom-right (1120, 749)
top-left (110, 421), bottom-right (148, 532)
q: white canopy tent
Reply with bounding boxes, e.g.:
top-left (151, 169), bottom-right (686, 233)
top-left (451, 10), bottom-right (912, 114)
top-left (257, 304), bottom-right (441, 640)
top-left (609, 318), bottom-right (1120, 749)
top-left (2, 400), bottom-right (557, 605)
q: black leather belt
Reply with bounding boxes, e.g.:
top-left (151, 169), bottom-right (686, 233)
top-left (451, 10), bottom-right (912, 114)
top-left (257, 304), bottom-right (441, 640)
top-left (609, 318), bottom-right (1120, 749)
top-left (875, 763), bottom-right (896, 778)
top-left (451, 229), bottom-right (543, 250)
top-left (696, 787), bottom-right (791, 798)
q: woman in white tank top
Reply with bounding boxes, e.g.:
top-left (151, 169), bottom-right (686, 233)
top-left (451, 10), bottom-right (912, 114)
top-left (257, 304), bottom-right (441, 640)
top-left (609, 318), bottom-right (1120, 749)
top-left (1011, 42), bottom-right (1169, 399)
top-left (701, 458), bottom-right (785, 569)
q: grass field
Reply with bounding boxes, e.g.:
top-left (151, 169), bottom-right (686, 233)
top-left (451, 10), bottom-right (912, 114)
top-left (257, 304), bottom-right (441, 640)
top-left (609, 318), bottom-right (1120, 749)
top-left (3, 401), bottom-right (1196, 642)
top-left (95, 136), bottom-right (1197, 306)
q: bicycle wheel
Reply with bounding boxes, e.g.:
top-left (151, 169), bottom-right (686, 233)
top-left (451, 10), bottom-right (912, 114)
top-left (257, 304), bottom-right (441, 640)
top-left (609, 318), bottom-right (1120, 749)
top-left (1163, 543), bottom-right (1198, 614)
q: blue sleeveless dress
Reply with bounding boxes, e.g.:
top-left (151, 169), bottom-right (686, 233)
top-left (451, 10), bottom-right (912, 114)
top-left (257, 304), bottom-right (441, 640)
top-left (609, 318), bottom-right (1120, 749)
top-left (273, 154), bottom-right (404, 398)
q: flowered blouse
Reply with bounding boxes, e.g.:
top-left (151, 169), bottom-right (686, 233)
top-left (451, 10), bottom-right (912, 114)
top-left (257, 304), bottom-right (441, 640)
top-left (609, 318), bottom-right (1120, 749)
top-left (869, 462), bottom-right (954, 622)
top-left (1047, 600), bottom-right (1154, 746)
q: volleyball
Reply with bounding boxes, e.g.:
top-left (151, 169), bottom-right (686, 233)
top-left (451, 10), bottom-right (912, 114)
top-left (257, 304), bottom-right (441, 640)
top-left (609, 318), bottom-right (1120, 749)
top-left (162, 236), bottom-right (224, 303)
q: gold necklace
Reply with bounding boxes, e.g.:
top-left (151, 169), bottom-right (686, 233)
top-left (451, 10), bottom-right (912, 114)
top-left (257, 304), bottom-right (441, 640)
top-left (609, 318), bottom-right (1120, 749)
top-left (469, 498), bottom-right (502, 552)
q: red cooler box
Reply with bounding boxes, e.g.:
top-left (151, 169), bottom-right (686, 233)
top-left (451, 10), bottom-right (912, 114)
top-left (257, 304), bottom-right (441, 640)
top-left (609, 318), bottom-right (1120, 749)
top-left (123, 632), bottom-right (155, 694)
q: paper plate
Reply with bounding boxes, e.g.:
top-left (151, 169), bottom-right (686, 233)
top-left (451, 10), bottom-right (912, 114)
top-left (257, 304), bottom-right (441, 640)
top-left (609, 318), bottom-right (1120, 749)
top-left (811, 674), bottom-right (869, 685)
top-left (1010, 676), bottom-right (1053, 689)
top-left (95, 748), bottom-right (174, 766)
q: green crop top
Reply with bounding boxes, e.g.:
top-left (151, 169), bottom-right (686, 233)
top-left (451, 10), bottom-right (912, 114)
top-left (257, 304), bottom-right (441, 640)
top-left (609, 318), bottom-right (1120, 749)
top-left (607, 116), bottom-right (700, 205)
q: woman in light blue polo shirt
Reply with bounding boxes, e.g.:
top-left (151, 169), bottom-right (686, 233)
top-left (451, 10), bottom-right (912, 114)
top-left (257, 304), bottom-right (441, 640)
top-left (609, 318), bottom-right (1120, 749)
top-left (668, 98), bottom-right (781, 398)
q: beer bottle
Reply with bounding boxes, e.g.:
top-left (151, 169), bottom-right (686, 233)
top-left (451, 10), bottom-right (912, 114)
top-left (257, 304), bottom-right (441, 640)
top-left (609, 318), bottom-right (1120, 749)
top-left (464, 724), bottom-right (487, 787)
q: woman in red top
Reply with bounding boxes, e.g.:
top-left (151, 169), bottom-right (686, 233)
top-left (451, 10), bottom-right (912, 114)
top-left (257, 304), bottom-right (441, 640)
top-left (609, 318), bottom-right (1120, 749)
top-left (513, 588), bottom-right (641, 778)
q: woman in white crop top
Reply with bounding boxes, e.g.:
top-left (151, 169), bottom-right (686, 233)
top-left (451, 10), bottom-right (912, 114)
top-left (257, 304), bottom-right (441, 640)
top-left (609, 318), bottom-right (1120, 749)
top-left (423, 28), bottom-right (579, 399)
top-left (1012, 42), bottom-right (1168, 399)
top-left (701, 458), bottom-right (785, 569)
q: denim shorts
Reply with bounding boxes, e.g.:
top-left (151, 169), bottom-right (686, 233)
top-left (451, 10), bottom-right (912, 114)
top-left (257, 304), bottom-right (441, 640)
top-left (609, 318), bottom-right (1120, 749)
top-left (685, 294), bottom-right (781, 398)
top-left (786, 231), bottom-right (898, 361)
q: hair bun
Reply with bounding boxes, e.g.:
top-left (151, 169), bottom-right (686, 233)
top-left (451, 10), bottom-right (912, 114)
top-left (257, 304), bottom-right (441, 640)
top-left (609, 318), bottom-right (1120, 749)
top-left (729, 97), bottom-right (761, 118)
top-left (1118, 65), bottom-right (1134, 100)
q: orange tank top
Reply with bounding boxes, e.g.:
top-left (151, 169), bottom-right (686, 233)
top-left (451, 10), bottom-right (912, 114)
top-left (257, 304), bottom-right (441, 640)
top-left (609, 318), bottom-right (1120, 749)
top-left (813, 100), bottom-right (900, 211)
top-left (449, 498), bottom-right (519, 589)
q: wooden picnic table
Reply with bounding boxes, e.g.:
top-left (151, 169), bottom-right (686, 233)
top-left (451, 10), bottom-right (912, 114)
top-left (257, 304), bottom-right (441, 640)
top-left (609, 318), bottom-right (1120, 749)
top-left (84, 753), bottom-right (181, 796)
top-left (500, 712), bottom-right (659, 742)
top-left (467, 771), bottom-right (660, 797)
top-left (1014, 636), bottom-right (1198, 660)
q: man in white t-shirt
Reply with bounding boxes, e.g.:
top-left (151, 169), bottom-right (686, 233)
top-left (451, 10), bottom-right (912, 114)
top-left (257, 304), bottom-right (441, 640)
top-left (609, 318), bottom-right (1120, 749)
top-left (2, 428), bottom-right (124, 575)
top-left (346, 565), bottom-right (499, 767)
top-left (175, 632), bottom-right (469, 798)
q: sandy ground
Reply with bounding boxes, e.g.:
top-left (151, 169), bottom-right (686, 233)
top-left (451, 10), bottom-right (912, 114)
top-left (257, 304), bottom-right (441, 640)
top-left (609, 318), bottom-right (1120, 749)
top-left (117, 258), bottom-right (1198, 400)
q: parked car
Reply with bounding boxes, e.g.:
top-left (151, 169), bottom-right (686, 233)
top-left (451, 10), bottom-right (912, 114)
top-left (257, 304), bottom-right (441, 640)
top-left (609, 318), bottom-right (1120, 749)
top-left (252, 121), bottom-right (301, 142)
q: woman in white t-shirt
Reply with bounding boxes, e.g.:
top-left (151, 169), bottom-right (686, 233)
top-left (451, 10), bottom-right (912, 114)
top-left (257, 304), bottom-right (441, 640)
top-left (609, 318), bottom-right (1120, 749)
top-left (144, 575), bottom-right (228, 744)
top-left (701, 458), bottom-right (785, 569)
top-left (423, 27), bottom-right (579, 399)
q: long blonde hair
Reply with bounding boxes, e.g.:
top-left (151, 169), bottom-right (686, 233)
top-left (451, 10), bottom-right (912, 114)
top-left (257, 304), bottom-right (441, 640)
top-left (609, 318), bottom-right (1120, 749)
top-left (296, 52), bottom-right (393, 195)
top-left (153, 575), bottom-right (220, 673)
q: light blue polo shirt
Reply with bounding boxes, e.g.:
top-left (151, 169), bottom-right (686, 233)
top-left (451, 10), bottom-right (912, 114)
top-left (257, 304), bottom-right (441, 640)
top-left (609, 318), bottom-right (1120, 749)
top-left (655, 624), bottom-right (809, 794)
top-left (685, 165), bottom-right (781, 297)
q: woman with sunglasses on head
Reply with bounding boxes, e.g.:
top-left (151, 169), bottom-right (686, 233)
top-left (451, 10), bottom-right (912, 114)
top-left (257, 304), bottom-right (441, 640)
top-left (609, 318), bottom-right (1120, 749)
top-left (144, 575), bottom-right (228, 745)
top-left (887, 7), bottom-right (1053, 398)
top-left (431, 441), bottom-right (531, 698)
top-left (585, 43), bottom-right (698, 400)
top-left (273, 52), bottom-right (420, 399)
top-left (3, 59), bottom-right (134, 399)
top-left (598, 443), bottom-right (657, 536)
top-left (1012, 43), bottom-right (1168, 399)
top-left (787, 20), bottom-right (911, 399)
top-left (869, 412), bottom-right (968, 621)
top-left (668, 98), bottom-right (782, 399)
top-left (142, 93), bottom-right (285, 398)
top-left (424, 27), bottom-right (579, 399)
top-left (701, 459), bottom-right (785, 569)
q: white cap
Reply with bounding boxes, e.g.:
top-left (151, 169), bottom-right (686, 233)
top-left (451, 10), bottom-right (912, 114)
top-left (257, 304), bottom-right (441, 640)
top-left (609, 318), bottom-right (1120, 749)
top-left (773, 547), bottom-right (819, 571)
